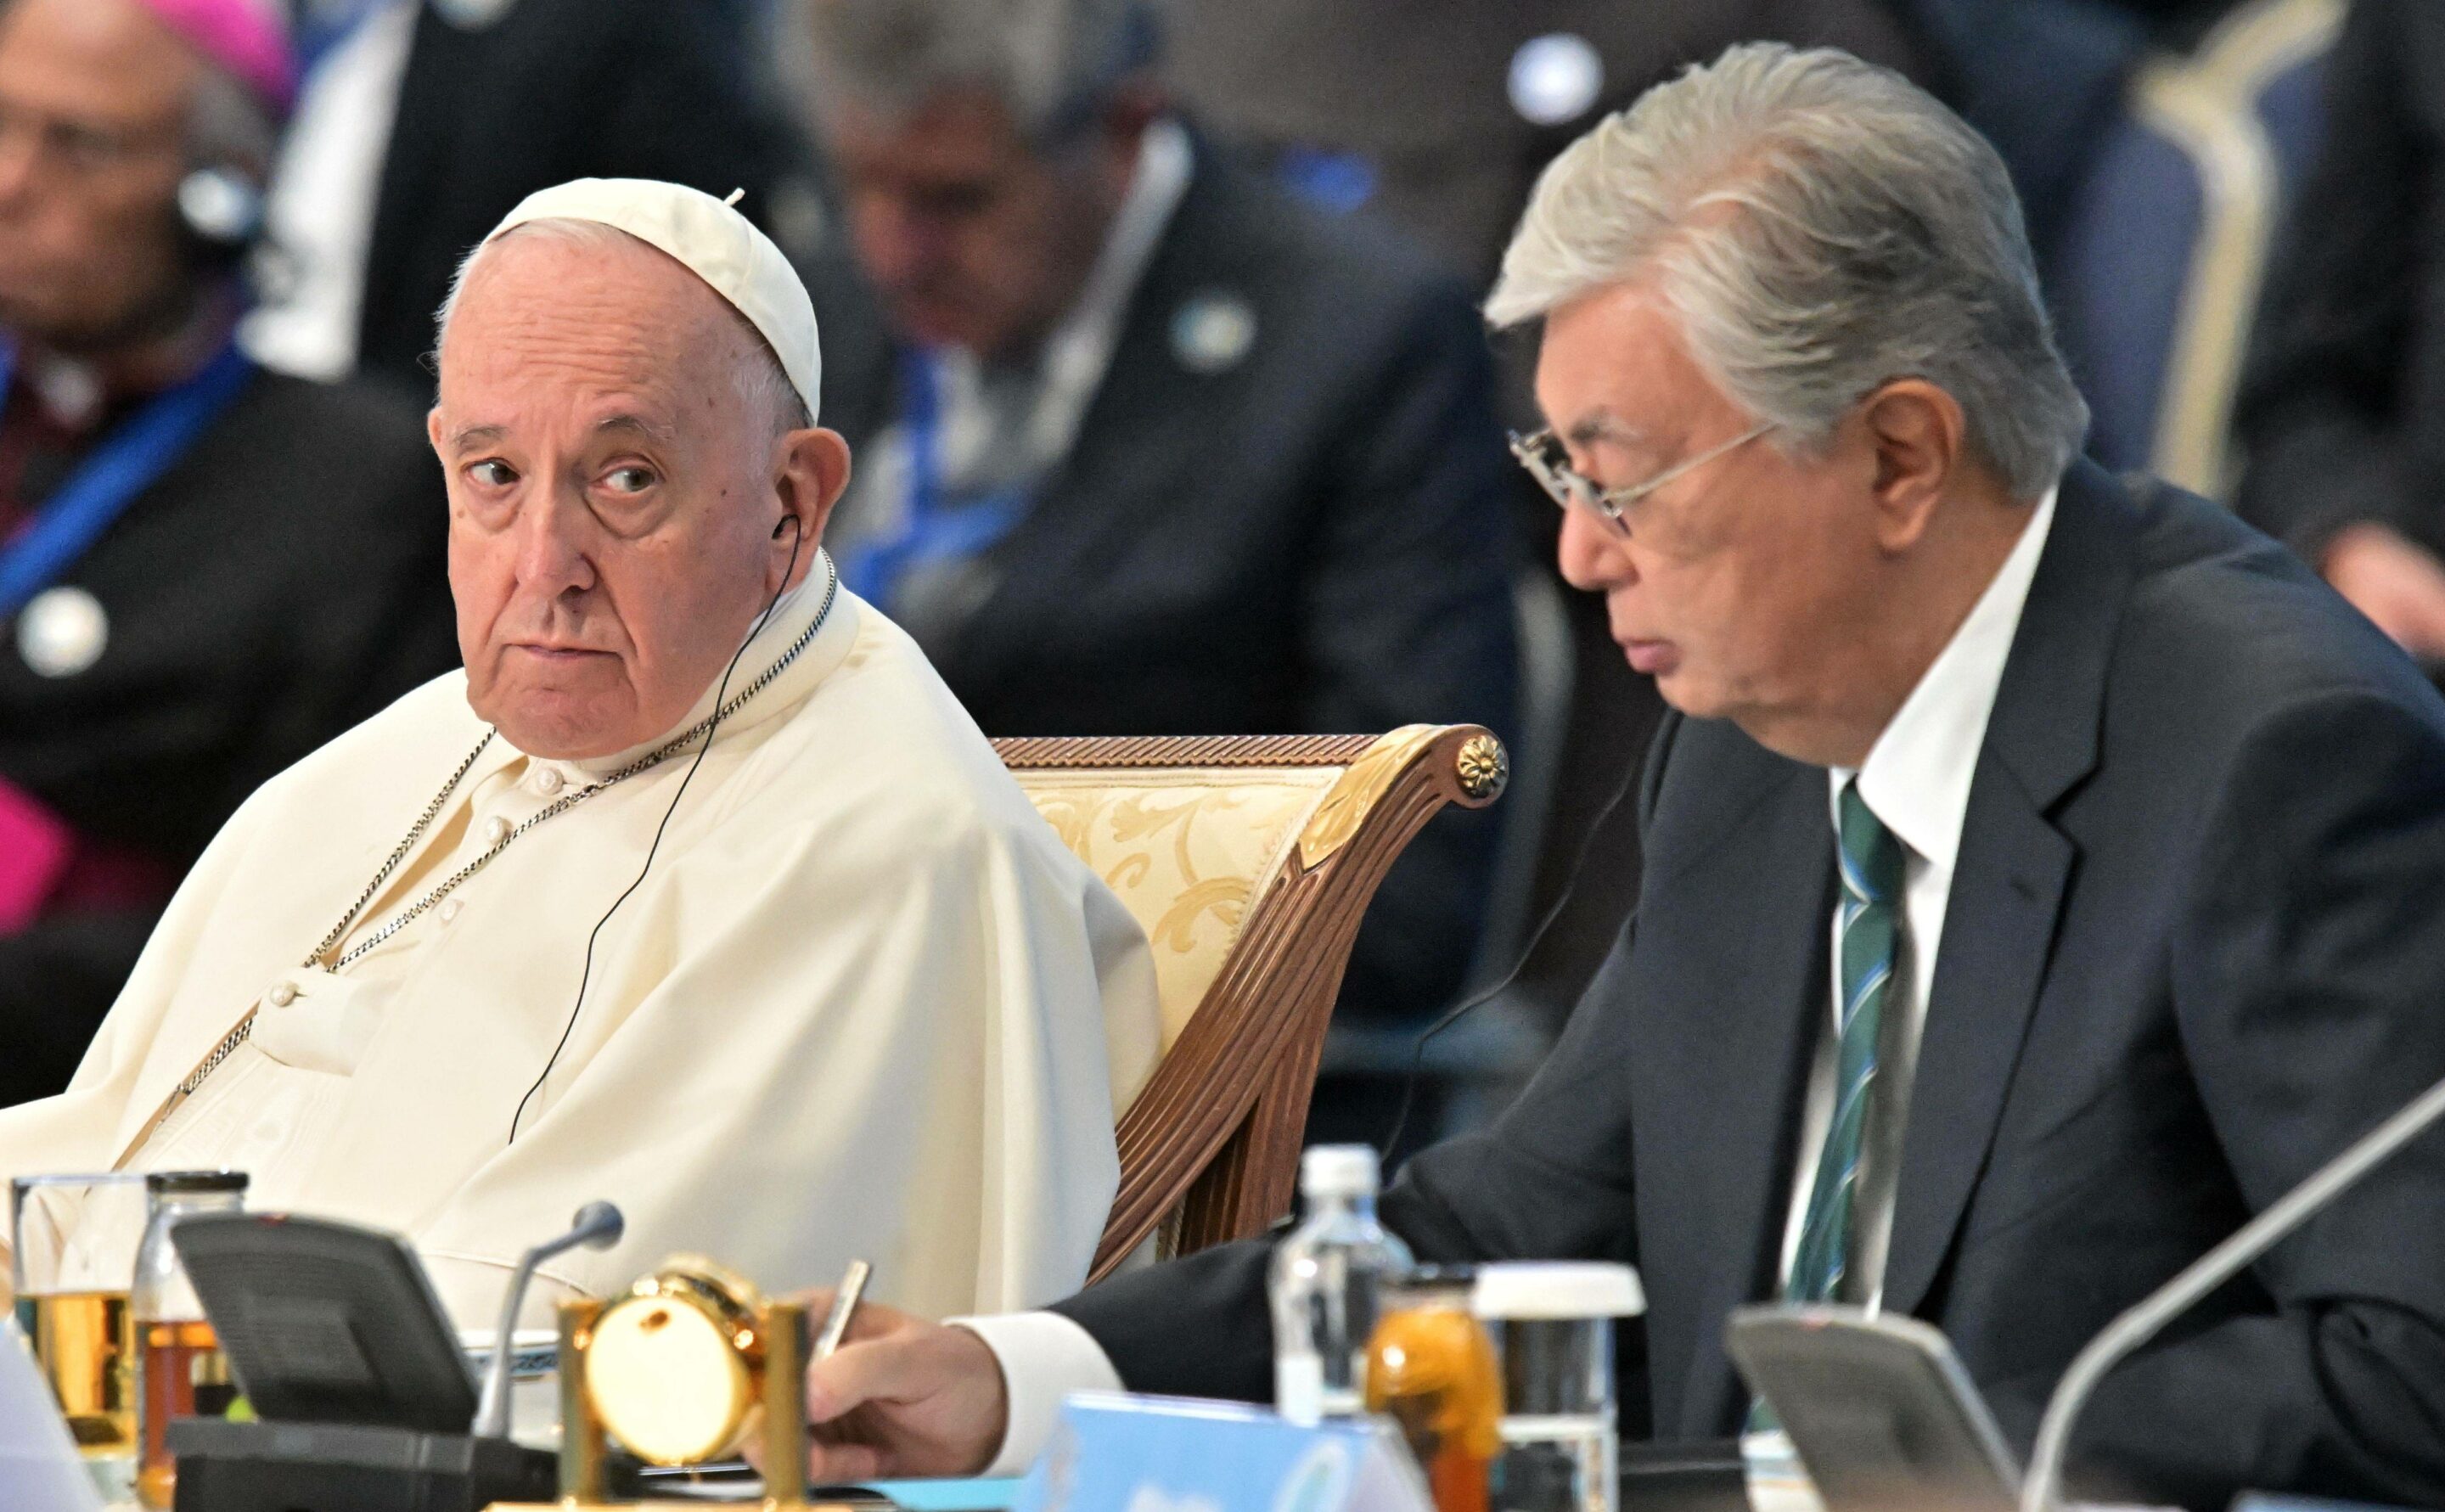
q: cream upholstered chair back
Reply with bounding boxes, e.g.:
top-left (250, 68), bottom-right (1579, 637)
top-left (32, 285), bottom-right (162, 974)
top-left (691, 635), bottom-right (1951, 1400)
top-left (995, 726), bottom-right (1508, 1280)
top-left (1017, 755), bottom-right (1341, 1057)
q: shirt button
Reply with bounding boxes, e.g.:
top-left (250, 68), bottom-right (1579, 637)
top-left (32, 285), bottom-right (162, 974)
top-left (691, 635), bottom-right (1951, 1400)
top-left (266, 981), bottom-right (297, 1008)
top-left (484, 815), bottom-right (513, 846)
top-left (440, 897), bottom-right (464, 925)
top-left (531, 767), bottom-right (565, 797)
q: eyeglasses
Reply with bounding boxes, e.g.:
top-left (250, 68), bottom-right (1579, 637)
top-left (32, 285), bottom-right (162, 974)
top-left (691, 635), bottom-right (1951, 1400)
top-left (1509, 420), bottom-right (1776, 537)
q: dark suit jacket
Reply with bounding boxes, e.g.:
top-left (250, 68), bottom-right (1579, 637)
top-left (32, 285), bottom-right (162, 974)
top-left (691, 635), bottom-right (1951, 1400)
top-left (824, 150), bottom-right (1520, 1021)
top-left (354, 0), bottom-right (807, 394)
top-left (2235, 0), bottom-right (2445, 565)
top-left (0, 372), bottom-right (457, 1105)
top-left (1059, 461), bottom-right (2445, 1510)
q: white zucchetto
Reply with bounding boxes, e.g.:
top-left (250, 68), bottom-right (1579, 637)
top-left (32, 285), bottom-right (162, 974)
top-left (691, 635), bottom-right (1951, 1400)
top-left (484, 177), bottom-right (822, 424)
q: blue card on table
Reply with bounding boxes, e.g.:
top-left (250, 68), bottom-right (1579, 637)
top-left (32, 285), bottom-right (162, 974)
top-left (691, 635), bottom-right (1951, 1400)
top-left (1010, 1393), bottom-right (1430, 1512)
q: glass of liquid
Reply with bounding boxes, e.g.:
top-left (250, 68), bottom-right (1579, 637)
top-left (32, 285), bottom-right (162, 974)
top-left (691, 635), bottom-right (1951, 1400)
top-left (1366, 1267), bottom-right (1502, 1512)
top-left (11, 1172), bottom-right (152, 1504)
top-left (131, 1170), bottom-right (247, 1509)
top-left (1471, 1263), bottom-right (1644, 1512)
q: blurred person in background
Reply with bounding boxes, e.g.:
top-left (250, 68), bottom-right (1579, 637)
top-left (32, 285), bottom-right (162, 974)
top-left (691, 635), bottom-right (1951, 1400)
top-left (1162, 0), bottom-right (1932, 284)
top-left (790, 0), bottom-right (1520, 1117)
top-left (2234, 0), bottom-right (2445, 666)
top-left (244, 0), bottom-right (820, 396)
top-left (0, 0), bottom-right (454, 1105)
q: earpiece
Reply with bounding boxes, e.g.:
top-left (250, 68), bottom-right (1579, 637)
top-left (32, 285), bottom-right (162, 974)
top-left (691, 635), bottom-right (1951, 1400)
top-left (773, 514), bottom-right (800, 540)
top-left (513, 513), bottom-right (814, 1145)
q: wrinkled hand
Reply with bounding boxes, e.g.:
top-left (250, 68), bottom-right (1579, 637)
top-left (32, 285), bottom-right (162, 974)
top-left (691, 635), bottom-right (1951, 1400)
top-left (2324, 523), bottom-right (2445, 659)
top-left (765, 1289), bottom-right (1010, 1483)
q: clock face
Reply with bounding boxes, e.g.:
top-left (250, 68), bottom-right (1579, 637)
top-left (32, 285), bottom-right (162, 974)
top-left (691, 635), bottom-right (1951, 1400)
top-left (584, 1274), bottom-right (762, 1465)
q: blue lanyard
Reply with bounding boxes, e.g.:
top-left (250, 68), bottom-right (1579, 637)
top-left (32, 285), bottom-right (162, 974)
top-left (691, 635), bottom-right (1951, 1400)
top-left (835, 349), bottom-right (1036, 612)
top-left (0, 342), bottom-right (255, 621)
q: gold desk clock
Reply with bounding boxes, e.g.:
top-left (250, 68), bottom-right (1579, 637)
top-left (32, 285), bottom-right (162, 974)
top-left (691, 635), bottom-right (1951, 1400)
top-left (514, 1256), bottom-right (822, 1510)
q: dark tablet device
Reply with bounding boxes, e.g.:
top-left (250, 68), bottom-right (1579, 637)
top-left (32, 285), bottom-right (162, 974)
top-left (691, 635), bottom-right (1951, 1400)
top-left (1724, 1305), bottom-right (2021, 1512)
top-left (170, 1212), bottom-right (477, 1435)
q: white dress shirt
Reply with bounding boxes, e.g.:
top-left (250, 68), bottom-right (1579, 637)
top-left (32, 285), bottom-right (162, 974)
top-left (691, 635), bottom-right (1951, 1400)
top-left (241, 1), bottom-right (418, 380)
top-left (1775, 485), bottom-right (2057, 1308)
top-left (960, 486), bottom-right (2060, 1474)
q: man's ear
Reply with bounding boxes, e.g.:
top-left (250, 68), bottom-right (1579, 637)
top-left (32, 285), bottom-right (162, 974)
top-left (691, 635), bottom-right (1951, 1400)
top-left (1858, 379), bottom-right (1965, 554)
top-left (769, 426), bottom-right (853, 590)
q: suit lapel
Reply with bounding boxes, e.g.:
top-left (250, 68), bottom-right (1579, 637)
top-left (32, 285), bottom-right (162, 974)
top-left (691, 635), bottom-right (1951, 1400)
top-left (1878, 760), bottom-right (2073, 1315)
top-left (1880, 461), bottom-right (2139, 1317)
top-left (1631, 735), bottom-right (1834, 1437)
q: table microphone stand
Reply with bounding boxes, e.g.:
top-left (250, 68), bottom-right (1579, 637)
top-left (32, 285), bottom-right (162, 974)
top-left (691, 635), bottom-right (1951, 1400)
top-left (474, 1200), bottom-right (625, 1440)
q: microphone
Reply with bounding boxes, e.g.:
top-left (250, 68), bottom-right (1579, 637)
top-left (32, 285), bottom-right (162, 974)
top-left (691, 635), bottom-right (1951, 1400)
top-left (472, 1200), bottom-right (626, 1440)
top-left (2019, 1071), bottom-right (2445, 1512)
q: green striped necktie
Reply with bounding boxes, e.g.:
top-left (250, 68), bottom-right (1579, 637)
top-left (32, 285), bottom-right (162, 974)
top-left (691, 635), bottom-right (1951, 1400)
top-left (1750, 780), bottom-right (1905, 1438)
top-left (1787, 778), bottom-right (1906, 1303)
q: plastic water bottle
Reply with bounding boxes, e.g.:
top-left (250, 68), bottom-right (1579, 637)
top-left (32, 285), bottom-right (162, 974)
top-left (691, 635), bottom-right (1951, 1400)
top-left (1269, 1144), bottom-right (1414, 1425)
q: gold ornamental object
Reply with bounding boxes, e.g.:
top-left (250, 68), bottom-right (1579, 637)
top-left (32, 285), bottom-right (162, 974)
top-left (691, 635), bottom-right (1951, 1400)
top-left (1297, 724), bottom-right (1451, 868)
top-left (1454, 734), bottom-right (1509, 802)
top-left (507, 1256), bottom-right (821, 1511)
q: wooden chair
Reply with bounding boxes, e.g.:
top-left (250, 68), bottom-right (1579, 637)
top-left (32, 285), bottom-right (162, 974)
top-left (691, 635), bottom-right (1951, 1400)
top-left (994, 725), bottom-right (1508, 1283)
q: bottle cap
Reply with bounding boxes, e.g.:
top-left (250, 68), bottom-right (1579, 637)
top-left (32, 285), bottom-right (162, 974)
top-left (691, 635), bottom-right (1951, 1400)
top-left (1299, 1144), bottom-right (1380, 1198)
top-left (1386, 1264), bottom-right (1478, 1307)
top-left (143, 1169), bottom-right (249, 1195)
top-left (1472, 1262), bottom-right (1644, 1320)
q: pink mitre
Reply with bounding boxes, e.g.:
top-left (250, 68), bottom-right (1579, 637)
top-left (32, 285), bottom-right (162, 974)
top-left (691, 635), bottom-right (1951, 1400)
top-left (133, 0), bottom-right (299, 119)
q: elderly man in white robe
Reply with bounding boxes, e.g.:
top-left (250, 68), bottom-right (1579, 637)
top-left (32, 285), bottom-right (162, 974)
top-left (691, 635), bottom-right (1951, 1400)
top-left (0, 179), bottom-right (1162, 1326)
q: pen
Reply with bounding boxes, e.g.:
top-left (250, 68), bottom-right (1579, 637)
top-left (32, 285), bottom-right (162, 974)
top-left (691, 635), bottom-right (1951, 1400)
top-left (814, 1258), bottom-right (871, 1361)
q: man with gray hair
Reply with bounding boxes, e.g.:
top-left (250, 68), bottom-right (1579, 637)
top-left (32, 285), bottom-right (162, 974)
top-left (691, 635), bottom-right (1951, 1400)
top-left (778, 44), bottom-right (2445, 1508)
top-left (0, 177), bottom-right (1161, 1331)
top-left (790, 0), bottom-right (1518, 1076)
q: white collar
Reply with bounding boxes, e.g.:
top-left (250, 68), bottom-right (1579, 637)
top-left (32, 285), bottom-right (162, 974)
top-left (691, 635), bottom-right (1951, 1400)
top-left (1834, 484), bottom-right (2059, 869)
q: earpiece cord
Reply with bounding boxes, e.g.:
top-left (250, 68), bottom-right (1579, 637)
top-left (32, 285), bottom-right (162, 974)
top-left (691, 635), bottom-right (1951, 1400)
top-left (1380, 752), bottom-right (1644, 1161)
top-left (507, 520), bottom-right (808, 1145)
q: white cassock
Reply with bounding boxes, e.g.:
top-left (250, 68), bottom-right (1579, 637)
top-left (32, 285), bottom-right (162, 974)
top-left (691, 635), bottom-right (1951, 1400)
top-left (0, 563), bottom-right (1161, 1324)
